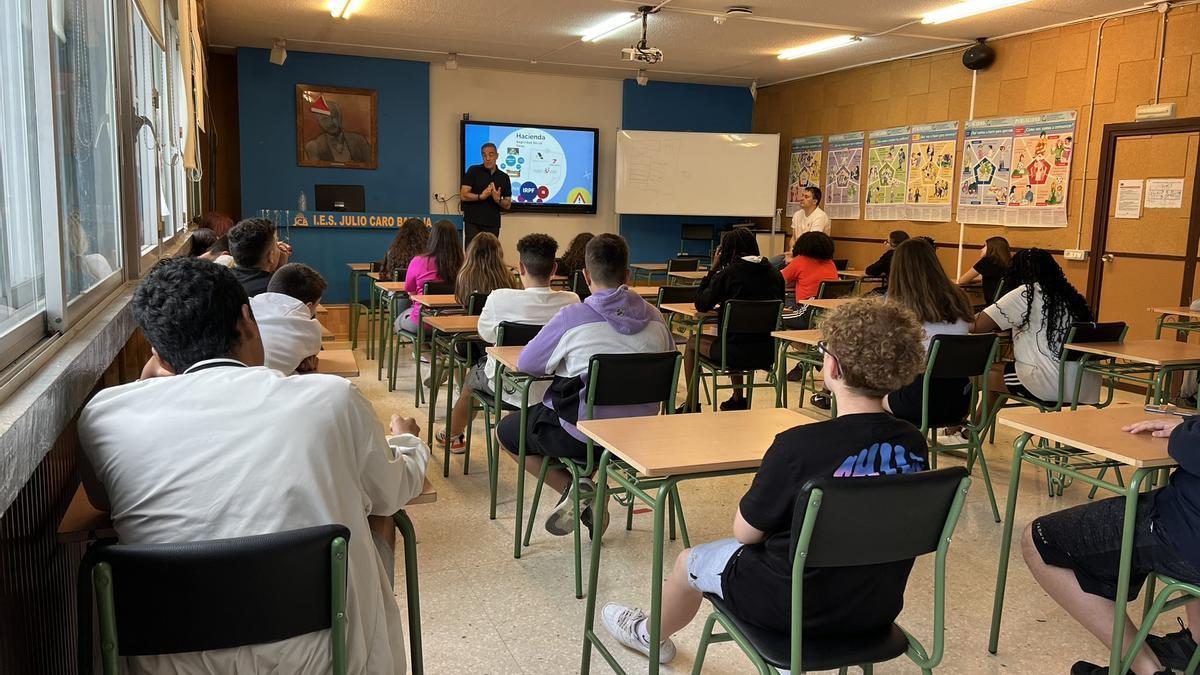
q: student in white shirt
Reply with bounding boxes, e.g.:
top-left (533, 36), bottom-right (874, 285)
top-left (972, 248), bottom-right (1100, 410)
top-left (438, 233), bottom-right (579, 452)
top-left (78, 257), bottom-right (430, 675)
top-left (251, 262), bottom-right (326, 374)
top-left (772, 186), bottom-right (832, 269)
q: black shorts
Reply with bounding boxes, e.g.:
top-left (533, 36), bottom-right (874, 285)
top-left (1003, 361), bottom-right (1053, 404)
top-left (1031, 492), bottom-right (1200, 601)
top-left (886, 376), bottom-right (971, 428)
top-left (496, 403), bottom-right (590, 462)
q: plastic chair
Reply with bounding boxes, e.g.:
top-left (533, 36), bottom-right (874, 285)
top-left (693, 300), bottom-right (783, 411)
top-left (78, 525), bottom-right (351, 675)
top-left (693, 468), bottom-right (972, 675)
top-left (918, 334), bottom-right (1002, 522)
top-left (523, 352), bottom-right (683, 598)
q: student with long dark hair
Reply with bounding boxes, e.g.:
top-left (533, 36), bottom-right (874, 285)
top-left (958, 235), bottom-right (1011, 303)
top-left (396, 220), bottom-right (464, 333)
top-left (381, 218), bottom-right (429, 281)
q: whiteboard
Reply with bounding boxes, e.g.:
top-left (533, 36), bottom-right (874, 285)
top-left (615, 130), bottom-right (780, 217)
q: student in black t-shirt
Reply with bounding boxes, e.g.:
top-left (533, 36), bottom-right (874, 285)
top-left (680, 226), bottom-right (785, 412)
top-left (957, 235), bottom-right (1010, 303)
top-left (863, 229), bottom-right (909, 294)
top-left (600, 299), bottom-right (929, 664)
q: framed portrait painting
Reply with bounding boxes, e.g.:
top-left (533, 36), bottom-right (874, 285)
top-left (295, 84), bottom-right (378, 169)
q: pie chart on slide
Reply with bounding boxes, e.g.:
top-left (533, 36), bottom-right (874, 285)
top-left (499, 128), bottom-right (566, 201)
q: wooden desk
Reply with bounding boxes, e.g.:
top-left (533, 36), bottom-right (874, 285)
top-left (375, 281), bottom-right (406, 293)
top-left (658, 302), bottom-right (711, 319)
top-left (485, 345), bottom-right (524, 372)
top-left (1149, 306), bottom-right (1200, 339)
top-left (837, 269), bottom-right (867, 278)
top-left (628, 286), bottom-right (660, 299)
top-left (422, 314), bottom-right (479, 334)
top-left (347, 262), bottom-right (373, 272)
top-left (580, 408), bottom-right (814, 674)
top-left (315, 349), bottom-right (359, 377)
top-left (320, 323), bottom-right (335, 341)
top-left (988, 401), bottom-right (1176, 673)
top-left (803, 298), bottom-right (856, 311)
top-left (408, 294), bottom-right (460, 310)
top-left (630, 263), bottom-right (668, 283)
top-left (668, 270), bottom-right (706, 284)
top-left (366, 271), bottom-right (382, 281)
top-left (772, 329), bottom-right (822, 346)
top-left (1065, 339), bottom-right (1200, 403)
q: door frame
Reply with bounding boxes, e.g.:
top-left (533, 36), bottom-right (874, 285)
top-left (1086, 116), bottom-right (1200, 310)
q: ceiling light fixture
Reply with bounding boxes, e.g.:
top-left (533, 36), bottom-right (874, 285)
top-left (581, 13), bottom-right (639, 42)
top-left (921, 0), bottom-right (1032, 25)
top-left (328, 0), bottom-right (363, 19)
top-left (777, 35), bottom-right (861, 60)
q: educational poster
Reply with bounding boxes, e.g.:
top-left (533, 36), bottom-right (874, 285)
top-left (956, 111), bottom-right (1076, 227)
top-left (865, 126), bottom-right (910, 221)
top-left (958, 123), bottom-right (1014, 224)
top-left (905, 121), bottom-right (958, 222)
top-left (786, 136), bottom-right (823, 216)
top-left (825, 131), bottom-right (864, 220)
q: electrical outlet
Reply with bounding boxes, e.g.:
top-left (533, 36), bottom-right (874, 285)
top-left (1064, 249), bottom-right (1088, 261)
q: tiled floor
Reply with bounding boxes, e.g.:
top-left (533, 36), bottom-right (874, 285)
top-left (350, 341), bottom-right (1183, 674)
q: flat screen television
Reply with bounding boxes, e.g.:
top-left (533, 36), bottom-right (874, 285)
top-left (461, 120), bottom-right (599, 214)
top-left (314, 184), bottom-right (366, 212)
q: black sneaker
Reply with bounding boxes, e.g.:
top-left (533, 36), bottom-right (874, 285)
top-left (1070, 660), bottom-right (1171, 675)
top-left (786, 364), bottom-right (806, 382)
top-left (719, 396), bottom-right (749, 411)
top-left (810, 393), bottom-right (832, 410)
top-left (674, 402), bottom-right (699, 415)
top-left (1147, 618), bottom-right (1198, 672)
top-left (581, 501), bottom-right (610, 540)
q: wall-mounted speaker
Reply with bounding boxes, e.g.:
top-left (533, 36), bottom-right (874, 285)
top-left (962, 38), bottom-right (995, 71)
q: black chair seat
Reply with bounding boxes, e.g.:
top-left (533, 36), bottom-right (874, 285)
top-left (703, 594), bottom-right (909, 671)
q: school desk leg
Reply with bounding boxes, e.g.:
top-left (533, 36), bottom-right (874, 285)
top-left (1109, 469), bottom-right (1152, 675)
top-left (580, 450), bottom-right (614, 675)
top-left (393, 509), bottom-right (424, 675)
top-left (646, 476), bottom-right (680, 675)
top-left (989, 433), bottom-right (1029, 654)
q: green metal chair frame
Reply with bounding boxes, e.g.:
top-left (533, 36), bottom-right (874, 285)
top-left (1119, 574), bottom-right (1200, 674)
top-left (918, 334), bottom-right (1002, 522)
top-left (387, 281), bottom-right (457, 401)
top-left (692, 300), bottom-right (784, 411)
top-left (692, 469), bottom-right (972, 675)
top-left (435, 291), bottom-right (490, 476)
top-left (522, 352), bottom-right (686, 599)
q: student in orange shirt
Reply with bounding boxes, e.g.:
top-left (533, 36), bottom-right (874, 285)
top-left (780, 231), bottom-right (839, 330)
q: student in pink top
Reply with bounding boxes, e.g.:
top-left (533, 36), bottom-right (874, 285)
top-left (395, 219), bottom-right (464, 333)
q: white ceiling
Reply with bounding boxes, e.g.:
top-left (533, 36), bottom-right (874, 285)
top-left (206, 0), bottom-right (1140, 87)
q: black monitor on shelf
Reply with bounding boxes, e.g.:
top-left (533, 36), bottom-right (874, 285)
top-left (314, 184), bottom-right (365, 212)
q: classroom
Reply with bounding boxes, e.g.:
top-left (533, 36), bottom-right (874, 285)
top-left (3, 0), bottom-right (1200, 673)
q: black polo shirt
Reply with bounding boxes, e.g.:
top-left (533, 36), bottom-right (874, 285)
top-left (231, 267), bottom-right (273, 297)
top-left (460, 164), bottom-right (512, 229)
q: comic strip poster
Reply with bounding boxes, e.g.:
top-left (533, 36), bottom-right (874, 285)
top-left (905, 121), bottom-right (958, 222)
top-left (825, 131), bottom-right (864, 220)
top-left (957, 111), bottom-right (1075, 227)
top-left (786, 136), bottom-right (823, 217)
top-left (865, 126), bottom-right (910, 221)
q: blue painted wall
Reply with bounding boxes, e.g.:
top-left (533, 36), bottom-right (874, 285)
top-left (237, 48), bottom-right (432, 302)
top-left (619, 79), bottom-right (755, 263)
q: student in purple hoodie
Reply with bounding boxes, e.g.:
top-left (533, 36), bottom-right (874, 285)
top-left (497, 233), bottom-right (674, 538)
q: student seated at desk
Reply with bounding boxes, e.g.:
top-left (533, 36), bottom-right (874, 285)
top-left (881, 238), bottom-right (974, 427)
top-left (497, 234), bottom-right (673, 538)
top-left (957, 235), bottom-right (1010, 304)
top-left (864, 229), bottom-right (910, 294)
top-left (227, 217), bottom-right (292, 296)
top-left (969, 248), bottom-right (1099, 416)
top-left (681, 226), bottom-right (784, 412)
top-left (601, 299), bottom-right (928, 664)
top-left (780, 231), bottom-right (839, 330)
top-left (77, 257), bottom-right (431, 675)
top-left (381, 217), bottom-right (428, 282)
top-left (250, 263), bottom-right (326, 374)
top-left (556, 231), bottom-right (593, 280)
top-left (439, 233), bottom-right (579, 452)
top-left (396, 219), bottom-right (463, 334)
top-left (1024, 415), bottom-right (1200, 675)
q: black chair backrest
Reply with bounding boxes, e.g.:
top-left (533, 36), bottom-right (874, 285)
top-left (496, 321), bottom-right (543, 347)
top-left (421, 280), bottom-right (456, 296)
top-left (656, 285), bottom-right (699, 307)
top-left (588, 352), bottom-right (679, 407)
top-left (793, 468), bottom-right (967, 567)
top-left (571, 270), bottom-right (591, 301)
top-left (680, 223), bottom-right (715, 242)
top-left (928, 333), bottom-right (998, 379)
top-left (668, 257), bottom-right (701, 273)
top-left (369, 261), bottom-right (383, 273)
top-left (466, 291), bottom-right (489, 316)
top-left (721, 299), bottom-right (782, 336)
top-left (816, 279), bottom-right (857, 299)
top-left (833, 258), bottom-right (849, 271)
top-left (1063, 321), bottom-right (1127, 362)
top-left (84, 524), bottom-right (349, 656)
top-left (391, 267), bottom-right (407, 282)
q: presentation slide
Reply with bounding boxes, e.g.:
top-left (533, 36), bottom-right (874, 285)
top-left (462, 121), bottom-right (598, 214)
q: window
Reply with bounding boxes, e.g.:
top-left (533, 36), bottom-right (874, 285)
top-left (50, 0), bottom-right (122, 301)
top-left (164, 20), bottom-right (190, 237)
top-left (0, 0), bottom-right (45, 344)
top-left (131, 11), bottom-right (164, 251)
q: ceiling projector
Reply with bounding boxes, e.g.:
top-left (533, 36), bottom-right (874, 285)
top-left (621, 46), bottom-right (663, 64)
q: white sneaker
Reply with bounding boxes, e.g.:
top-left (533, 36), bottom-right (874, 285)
top-left (544, 477), bottom-right (593, 536)
top-left (601, 603), bottom-right (677, 664)
top-left (936, 430), bottom-right (972, 446)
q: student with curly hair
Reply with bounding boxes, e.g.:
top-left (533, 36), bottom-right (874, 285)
top-left (381, 218), bottom-right (429, 281)
top-left (556, 232), bottom-right (593, 280)
top-left (600, 299), bottom-right (928, 664)
top-left (780, 231), bottom-right (840, 330)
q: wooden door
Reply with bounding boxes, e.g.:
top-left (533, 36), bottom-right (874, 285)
top-left (1089, 121), bottom-right (1200, 340)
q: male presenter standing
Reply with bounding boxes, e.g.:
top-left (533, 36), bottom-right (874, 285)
top-left (460, 142), bottom-right (512, 245)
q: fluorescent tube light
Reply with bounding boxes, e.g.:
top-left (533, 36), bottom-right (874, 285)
top-left (777, 35), bottom-right (861, 60)
top-left (328, 0), bottom-right (364, 19)
top-left (582, 14), bottom-right (638, 42)
top-left (921, 0), bottom-right (1032, 25)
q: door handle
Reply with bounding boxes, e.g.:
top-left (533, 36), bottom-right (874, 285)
top-left (1101, 254), bottom-right (1114, 263)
